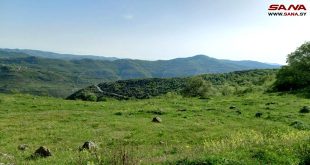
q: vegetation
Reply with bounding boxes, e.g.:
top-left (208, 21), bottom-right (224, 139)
top-left (0, 92), bottom-right (309, 164)
top-left (0, 49), bottom-right (279, 97)
top-left (1, 44), bottom-right (309, 164)
top-left (68, 69), bottom-right (278, 101)
top-left (67, 78), bottom-right (186, 100)
top-left (274, 41), bottom-right (310, 92)
top-left (181, 77), bottom-right (215, 98)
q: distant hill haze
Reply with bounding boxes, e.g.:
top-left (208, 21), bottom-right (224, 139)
top-left (0, 48), bottom-right (118, 61)
top-left (0, 48), bottom-right (280, 97)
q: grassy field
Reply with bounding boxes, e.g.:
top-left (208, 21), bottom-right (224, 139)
top-left (0, 92), bottom-right (309, 164)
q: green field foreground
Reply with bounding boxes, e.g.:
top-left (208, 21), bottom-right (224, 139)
top-left (0, 92), bottom-right (309, 164)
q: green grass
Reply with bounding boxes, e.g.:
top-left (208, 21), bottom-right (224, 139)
top-left (0, 92), bottom-right (309, 164)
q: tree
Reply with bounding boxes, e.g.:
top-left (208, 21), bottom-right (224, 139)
top-left (181, 76), bottom-right (215, 98)
top-left (274, 41), bottom-right (310, 91)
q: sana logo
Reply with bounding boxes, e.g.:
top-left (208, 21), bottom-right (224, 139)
top-left (268, 4), bottom-right (307, 11)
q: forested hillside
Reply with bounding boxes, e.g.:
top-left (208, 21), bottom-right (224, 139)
top-left (0, 49), bottom-right (279, 97)
top-left (68, 69), bottom-right (278, 101)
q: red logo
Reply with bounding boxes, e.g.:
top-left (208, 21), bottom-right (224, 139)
top-left (268, 4), bottom-right (307, 11)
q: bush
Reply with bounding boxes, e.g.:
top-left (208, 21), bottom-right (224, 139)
top-left (221, 84), bottom-right (235, 96)
top-left (181, 77), bottom-right (215, 98)
top-left (290, 121), bottom-right (309, 130)
top-left (83, 92), bottom-right (97, 101)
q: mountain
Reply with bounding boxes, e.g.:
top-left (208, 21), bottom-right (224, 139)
top-left (0, 48), bottom-right (118, 61)
top-left (131, 55), bottom-right (280, 77)
top-left (0, 49), bottom-right (280, 97)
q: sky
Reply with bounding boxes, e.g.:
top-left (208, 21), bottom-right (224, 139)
top-left (0, 0), bottom-right (310, 64)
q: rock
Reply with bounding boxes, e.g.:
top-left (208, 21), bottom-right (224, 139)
top-left (80, 141), bottom-right (97, 151)
top-left (114, 112), bottom-right (122, 116)
top-left (18, 144), bottom-right (28, 151)
top-left (255, 112), bottom-right (263, 118)
top-left (34, 146), bottom-right (52, 157)
top-left (229, 106), bottom-right (236, 109)
top-left (236, 110), bottom-right (242, 115)
top-left (300, 106), bottom-right (310, 113)
top-left (152, 116), bottom-right (162, 123)
top-left (265, 102), bottom-right (276, 105)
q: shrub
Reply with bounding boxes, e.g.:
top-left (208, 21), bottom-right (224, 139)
top-left (83, 92), bottom-right (97, 101)
top-left (221, 84), bottom-right (235, 96)
top-left (181, 77), bottom-right (215, 98)
top-left (290, 121), bottom-right (309, 130)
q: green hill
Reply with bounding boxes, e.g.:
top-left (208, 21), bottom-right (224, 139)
top-left (0, 49), bottom-right (280, 97)
top-left (68, 69), bottom-right (278, 101)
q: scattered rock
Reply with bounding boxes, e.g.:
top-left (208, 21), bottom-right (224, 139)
top-left (300, 106), bottom-right (310, 113)
top-left (18, 144), bottom-right (28, 151)
top-left (229, 106), bottom-right (236, 109)
top-left (34, 146), bottom-right (52, 157)
top-left (265, 102), bottom-right (276, 105)
top-left (80, 141), bottom-right (97, 151)
top-left (114, 112), bottom-right (123, 116)
top-left (255, 112), bottom-right (263, 118)
top-left (152, 116), bottom-right (162, 123)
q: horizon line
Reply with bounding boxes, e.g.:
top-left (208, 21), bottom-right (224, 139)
top-left (0, 47), bottom-right (285, 65)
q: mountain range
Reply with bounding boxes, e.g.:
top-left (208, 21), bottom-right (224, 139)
top-left (0, 48), bottom-right (118, 61)
top-left (0, 48), bottom-right (280, 97)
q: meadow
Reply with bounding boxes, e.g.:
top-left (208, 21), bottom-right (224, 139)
top-left (0, 92), bottom-right (309, 164)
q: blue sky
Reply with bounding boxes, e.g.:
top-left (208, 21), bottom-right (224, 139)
top-left (0, 0), bottom-right (310, 64)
